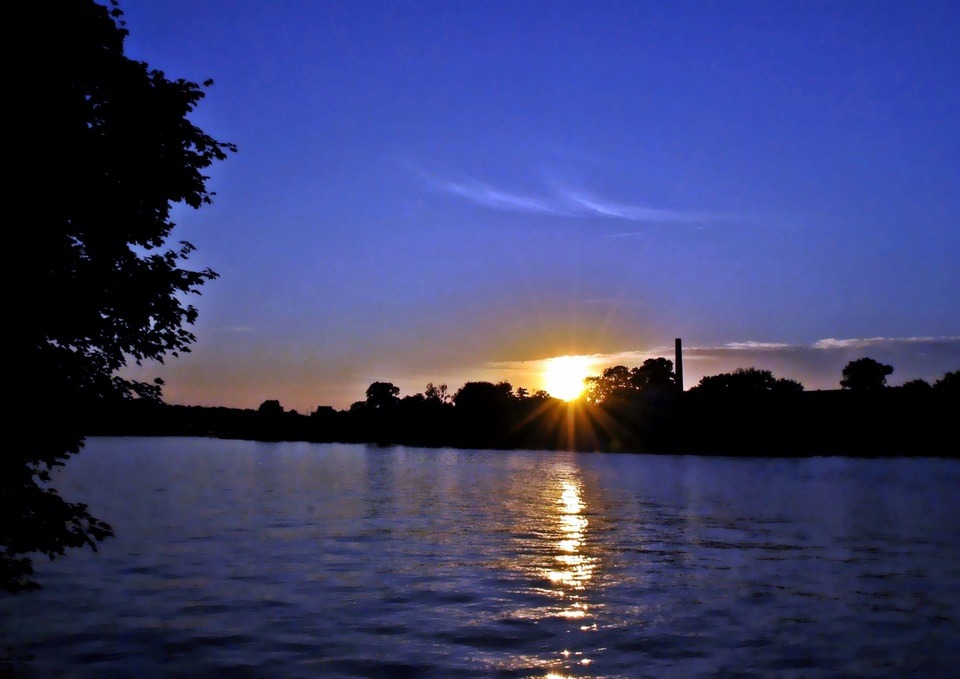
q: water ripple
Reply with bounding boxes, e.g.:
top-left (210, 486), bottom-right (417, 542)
top-left (2, 439), bottom-right (959, 677)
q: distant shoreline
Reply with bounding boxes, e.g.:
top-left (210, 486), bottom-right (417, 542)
top-left (84, 388), bottom-right (958, 458)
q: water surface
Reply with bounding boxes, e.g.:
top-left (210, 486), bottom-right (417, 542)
top-left (2, 438), bottom-right (958, 677)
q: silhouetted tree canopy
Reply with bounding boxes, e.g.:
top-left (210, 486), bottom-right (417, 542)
top-left (630, 358), bottom-right (676, 391)
top-left (83, 359), bottom-right (960, 458)
top-left (584, 365), bottom-right (636, 404)
top-left (257, 400), bottom-right (284, 416)
top-left (365, 382), bottom-right (401, 410)
top-left (453, 381), bottom-right (515, 411)
top-left (423, 382), bottom-right (450, 403)
top-left (933, 370), bottom-right (959, 395)
top-left (900, 379), bottom-right (932, 394)
top-left (690, 367), bottom-right (804, 395)
top-left (585, 359), bottom-right (676, 403)
top-left (840, 357), bottom-right (894, 391)
top-left (6, 0), bottom-right (234, 592)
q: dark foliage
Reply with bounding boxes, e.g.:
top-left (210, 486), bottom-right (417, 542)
top-left (900, 379), bottom-right (933, 394)
top-left (6, 0), bottom-right (233, 592)
top-left (85, 363), bottom-right (960, 460)
top-left (584, 358), bottom-right (677, 404)
top-left (840, 357), bottom-right (894, 391)
top-left (257, 400), bottom-right (285, 416)
top-left (630, 357), bottom-right (676, 390)
top-left (364, 382), bottom-right (402, 410)
top-left (934, 370), bottom-right (959, 395)
top-left (690, 367), bottom-right (804, 395)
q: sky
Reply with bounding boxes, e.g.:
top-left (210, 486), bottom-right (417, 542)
top-left (116, 0), bottom-right (959, 413)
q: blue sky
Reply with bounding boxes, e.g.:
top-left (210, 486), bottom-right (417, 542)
top-left (117, 0), bottom-right (959, 412)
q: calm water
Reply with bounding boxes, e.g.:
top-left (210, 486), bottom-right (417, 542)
top-left (2, 438), bottom-right (959, 677)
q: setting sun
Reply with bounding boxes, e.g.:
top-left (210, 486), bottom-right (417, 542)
top-left (542, 356), bottom-right (594, 401)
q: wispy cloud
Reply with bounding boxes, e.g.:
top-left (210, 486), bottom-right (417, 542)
top-left (720, 341), bottom-right (796, 351)
top-left (414, 164), bottom-right (737, 225)
top-left (438, 178), bottom-right (566, 216)
top-left (812, 336), bottom-right (960, 350)
top-left (561, 190), bottom-right (732, 224)
top-left (680, 336), bottom-right (960, 356)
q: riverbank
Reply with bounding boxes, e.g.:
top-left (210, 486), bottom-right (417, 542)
top-left (84, 388), bottom-right (957, 457)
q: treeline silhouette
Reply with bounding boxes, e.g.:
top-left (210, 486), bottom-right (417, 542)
top-left (85, 359), bottom-right (958, 456)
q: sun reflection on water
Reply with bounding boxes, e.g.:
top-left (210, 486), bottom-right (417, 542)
top-left (504, 464), bottom-right (601, 674)
top-left (536, 473), bottom-right (598, 648)
top-left (546, 480), bottom-right (595, 602)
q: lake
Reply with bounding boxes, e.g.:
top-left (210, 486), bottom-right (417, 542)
top-left (2, 438), bottom-right (959, 677)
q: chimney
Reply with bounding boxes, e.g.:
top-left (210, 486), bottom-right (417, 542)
top-left (675, 338), bottom-right (684, 392)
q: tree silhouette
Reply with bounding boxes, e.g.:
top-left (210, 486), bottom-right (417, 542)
top-left (453, 381), bottom-right (515, 411)
top-left (691, 367), bottom-right (804, 395)
top-left (451, 382), bottom-right (517, 447)
top-left (257, 400), bottom-right (285, 416)
top-left (585, 359), bottom-right (678, 404)
top-left (584, 365), bottom-right (634, 404)
top-left (840, 358), bottom-right (894, 391)
top-left (900, 379), bottom-right (932, 394)
top-left (630, 358), bottom-right (676, 391)
top-left (365, 382), bottom-right (401, 410)
top-left (933, 370), bottom-right (959, 396)
top-left (423, 382), bottom-right (451, 403)
top-left (6, 0), bottom-right (234, 591)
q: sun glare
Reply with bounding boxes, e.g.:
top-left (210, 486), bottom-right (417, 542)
top-left (542, 356), bottom-right (593, 401)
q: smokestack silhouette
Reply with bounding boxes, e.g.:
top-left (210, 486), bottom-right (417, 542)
top-left (675, 338), bottom-right (684, 392)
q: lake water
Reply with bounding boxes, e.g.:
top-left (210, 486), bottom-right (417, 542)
top-left (2, 438), bottom-right (959, 677)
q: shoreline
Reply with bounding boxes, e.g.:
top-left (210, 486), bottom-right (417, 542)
top-left (82, 388), bottom-right (958, 458)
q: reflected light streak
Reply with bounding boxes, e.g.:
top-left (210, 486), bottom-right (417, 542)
top-left (507, 468), bottom-right (600, 676)
top-left (561, 484), bottom-right (583, 514)
top-left (545, 478), bottom-right (596, 617)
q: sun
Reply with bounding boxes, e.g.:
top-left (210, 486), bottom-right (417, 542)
top-left (542, 355), bottom-right (594, 401)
